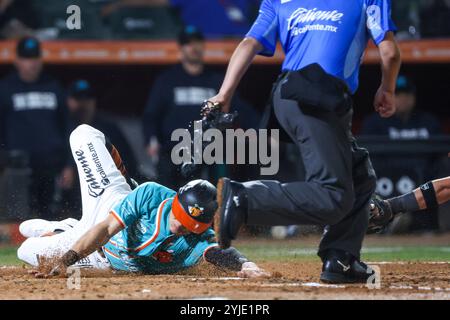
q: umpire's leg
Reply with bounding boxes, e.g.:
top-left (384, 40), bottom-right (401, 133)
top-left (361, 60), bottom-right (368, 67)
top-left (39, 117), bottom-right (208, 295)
top-left (242, 82), bottom-right (367, 258)
top-left (317, 125), bottom-right (377, 260)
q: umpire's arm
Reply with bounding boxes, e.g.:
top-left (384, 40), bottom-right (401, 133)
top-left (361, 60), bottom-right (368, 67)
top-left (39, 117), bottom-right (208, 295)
top-left (209, 37), bottom-right (263, 113)
top-left (374, 31), bottom-right (402, 118)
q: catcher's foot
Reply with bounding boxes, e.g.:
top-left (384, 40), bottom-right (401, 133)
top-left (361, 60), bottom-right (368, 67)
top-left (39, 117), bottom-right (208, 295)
top-left (367, 195), bottom-right (396, 234)
top-left (19, 218), bottom-right (78, 238)
top-left (320, 250), bottom-right (375, 284)
top-left (215, 178), bottom-right (248, 249)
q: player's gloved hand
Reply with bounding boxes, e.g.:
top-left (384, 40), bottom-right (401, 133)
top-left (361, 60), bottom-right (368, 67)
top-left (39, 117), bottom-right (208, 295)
top-left (237, 262), bottom-right (271, 278)
top-left (206, 93), bottom-right (231, 113)
top-left (367, 194), bottom-right (395, 234)
top-left (200, 100), bottom-right (222, 117)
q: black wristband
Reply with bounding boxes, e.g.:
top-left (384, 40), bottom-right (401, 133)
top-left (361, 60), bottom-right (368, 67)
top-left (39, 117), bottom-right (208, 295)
top-left (204, 247), bottom-right (249, 271)
top-left (420, 182), bottom-right (438, 209)
top-left (61, 250), bottom-right (81, 267)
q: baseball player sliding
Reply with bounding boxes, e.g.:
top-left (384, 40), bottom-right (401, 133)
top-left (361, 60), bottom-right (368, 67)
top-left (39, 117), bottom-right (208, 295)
top-left (17, 124), bottom-right (268, 278)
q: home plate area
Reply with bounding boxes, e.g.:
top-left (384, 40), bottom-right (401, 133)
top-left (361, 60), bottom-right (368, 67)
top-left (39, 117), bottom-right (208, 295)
top-left (0, 260), bottom-right (449, 300)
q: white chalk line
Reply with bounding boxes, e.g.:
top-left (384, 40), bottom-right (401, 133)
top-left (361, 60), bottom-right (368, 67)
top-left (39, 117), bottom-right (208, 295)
top-left (173, 276), bottom-right (450, 293)
top-left (260, 282), bottom-right (450, 292)
top-left (284, 247), bottom-right (450, 256)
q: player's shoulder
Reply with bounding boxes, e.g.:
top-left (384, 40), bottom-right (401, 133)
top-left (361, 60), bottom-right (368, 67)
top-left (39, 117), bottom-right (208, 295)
top-left (0, 71), bottom-right (19, 87)
top-left (136, 181), bottom-right (176, 197)
top-left (363, 0), bottom-right (392, 6)
top-left (263, 0), bottom-right (279, 9)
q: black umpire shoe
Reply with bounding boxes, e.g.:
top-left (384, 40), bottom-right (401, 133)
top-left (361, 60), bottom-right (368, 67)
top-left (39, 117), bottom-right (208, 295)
top-left (320, 250), bottom-right (376, 284)
top-left (215, 177), bottom-right (248, 249)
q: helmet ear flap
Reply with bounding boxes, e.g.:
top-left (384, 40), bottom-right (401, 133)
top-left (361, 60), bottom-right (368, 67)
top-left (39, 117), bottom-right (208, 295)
top-left (172, 194), bottom-right (212, 234)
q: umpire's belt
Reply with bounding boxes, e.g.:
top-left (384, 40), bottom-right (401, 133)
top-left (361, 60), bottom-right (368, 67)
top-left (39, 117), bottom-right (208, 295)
top-left (280, 63), bottom-right (350, 112)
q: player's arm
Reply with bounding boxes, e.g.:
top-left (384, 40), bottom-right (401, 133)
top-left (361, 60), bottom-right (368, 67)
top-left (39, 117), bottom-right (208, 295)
top-left (35, 214), bottom-right (123, 277)
top-left (209, 38), bottom-right (262, 112)
top-left (369, 177), bottom-right (450, 233)
top-left (68, 214), bottom-right (124, 261)
top-left (204, 246), bottom-right (270, 278)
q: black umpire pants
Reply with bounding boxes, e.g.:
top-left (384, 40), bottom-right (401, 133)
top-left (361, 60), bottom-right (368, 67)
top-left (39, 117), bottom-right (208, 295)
top-left (243, 76), bottom-right (377, 260)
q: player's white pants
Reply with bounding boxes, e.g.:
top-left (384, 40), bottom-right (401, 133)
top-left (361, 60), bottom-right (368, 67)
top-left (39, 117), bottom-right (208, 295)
top-left (17, 124), bottom-right (132, 269)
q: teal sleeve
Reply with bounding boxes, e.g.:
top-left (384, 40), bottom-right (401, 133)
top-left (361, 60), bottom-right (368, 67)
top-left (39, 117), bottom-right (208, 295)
top-left (183, 229), bottom-right (218, 268)
top-left (111, 182), bottom-right (175, 227)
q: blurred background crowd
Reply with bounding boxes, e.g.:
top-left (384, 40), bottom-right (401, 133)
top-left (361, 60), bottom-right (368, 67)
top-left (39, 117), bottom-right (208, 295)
top-left (0, 0), bottom-right (450, 241)
top-left (0, 0), bottom-right (450, 40)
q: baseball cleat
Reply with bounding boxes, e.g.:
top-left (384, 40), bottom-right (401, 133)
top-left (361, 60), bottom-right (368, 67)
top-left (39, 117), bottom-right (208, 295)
top-left (215, 178), bottom-right (248, 249)
top-left (19, 218), bottom-right (79, 238)
top-left (320, 249), bottom-right (375, 284)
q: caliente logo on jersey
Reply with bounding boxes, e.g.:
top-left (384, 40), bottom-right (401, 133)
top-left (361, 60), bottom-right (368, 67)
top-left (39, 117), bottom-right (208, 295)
top-left (287, 7), bottom-right (344, 30)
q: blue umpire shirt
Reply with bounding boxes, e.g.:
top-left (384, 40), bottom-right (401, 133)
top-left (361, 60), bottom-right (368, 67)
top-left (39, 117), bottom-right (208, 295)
top-left (246, 0), bottom-right (397, 94)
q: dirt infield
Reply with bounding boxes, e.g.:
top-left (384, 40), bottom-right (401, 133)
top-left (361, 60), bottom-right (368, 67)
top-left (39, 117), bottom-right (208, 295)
top-left (1, 235), bottom-right (449, 300)
top-left (0, 260), bottom-right (449, 300)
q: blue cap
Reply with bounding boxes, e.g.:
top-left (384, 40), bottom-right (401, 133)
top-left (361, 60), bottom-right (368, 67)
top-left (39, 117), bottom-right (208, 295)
top-left (16, 36), bottom-right (41, 58)
top-left (396, 75), bottom-right (416, 93)
top-left (68, 80), bottom-right (95, 99)
top-left (178, 25), bottom-right (204, 45)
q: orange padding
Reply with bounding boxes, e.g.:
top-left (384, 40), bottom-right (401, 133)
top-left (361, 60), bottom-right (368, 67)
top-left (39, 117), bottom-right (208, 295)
top-left (171, 194), bottom-right (211, 234)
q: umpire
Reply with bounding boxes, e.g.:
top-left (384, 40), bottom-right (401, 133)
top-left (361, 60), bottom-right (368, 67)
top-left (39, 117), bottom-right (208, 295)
top-left (210, 0), bottom-right (401, 283)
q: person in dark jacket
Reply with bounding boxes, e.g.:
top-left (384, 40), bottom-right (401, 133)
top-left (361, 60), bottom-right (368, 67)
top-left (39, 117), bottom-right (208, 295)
top-left (67, 79), bottom-right (138, 179)
top-left (361, 75), bottom-right (442, 139)
top-left (143, 26), bottom-right (259, 189)
top-left (0, 36), bottom-right (74, 219)
top-left (361, 75), bottom-right (443, 233)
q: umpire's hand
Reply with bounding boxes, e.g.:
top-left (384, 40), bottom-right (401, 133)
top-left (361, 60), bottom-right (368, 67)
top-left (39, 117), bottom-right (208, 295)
top-left (374, 86), bottom-right (396, 118)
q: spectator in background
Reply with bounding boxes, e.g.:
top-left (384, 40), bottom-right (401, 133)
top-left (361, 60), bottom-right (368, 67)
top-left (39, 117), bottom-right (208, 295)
top-left (67, 79), bottom-right (138, 180)
top-left (361, 75), bottom-right (443, 233)
top-left (420, 0), bottom-right (450, 38)
top-left (0, 0), bottom-right (37, 39)
top-left (361, 75), bottom-right (442, 139)
top-left (101, 0), bottom-right (260, 38)
top-left (0, 36), bottom-right (74, 219)
top-left (143, 26), bottom-right (258, 189)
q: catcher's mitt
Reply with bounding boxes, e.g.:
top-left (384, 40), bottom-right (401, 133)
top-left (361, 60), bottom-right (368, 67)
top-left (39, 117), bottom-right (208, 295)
top-left (367, 194), bottom-right (396, 234)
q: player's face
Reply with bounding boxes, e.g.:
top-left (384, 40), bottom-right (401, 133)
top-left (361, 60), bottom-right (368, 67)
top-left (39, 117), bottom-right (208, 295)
top-left (67, 97), bottom-right (96, 122)
top-left (15, 57), bottom-right (43, 83)
top-left (395, 92), bottom-right (416, 115)
top-left (169, 211), bottom-right (190, 236)
top-left (180, 40), bottom-right (204, 65)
